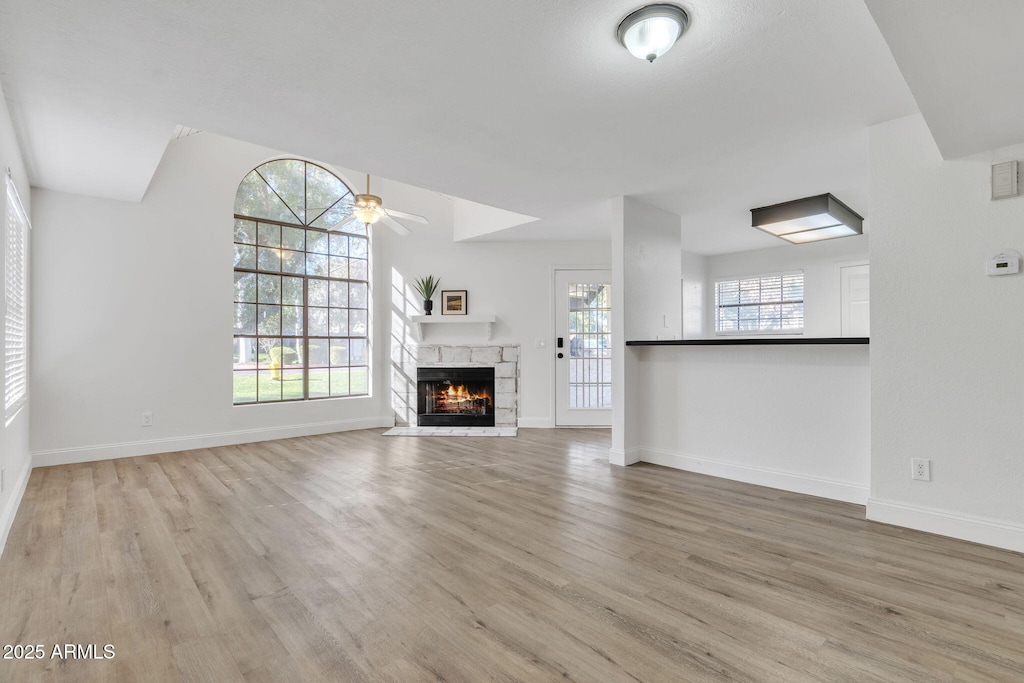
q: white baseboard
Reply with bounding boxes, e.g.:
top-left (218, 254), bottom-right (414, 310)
top-left (867, 498), bottom-right (1024, 554)
top-left (31, 416), bottom-right (394, 468)
top-left (609, 447), bottom-right (642, 467)
top-left (0, 460), bottom-right (32, 559)
top-left (518, 417), bottom-right (555, 429)
top-left (638, 447), bottom-right (869, 505)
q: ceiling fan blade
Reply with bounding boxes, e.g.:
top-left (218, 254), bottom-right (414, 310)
top-left (379, 214), bottom-right (411, 236)
top-left (334, 213), bottom-right (362, 231)
top-left (383, 208), bottom-right (428, 224)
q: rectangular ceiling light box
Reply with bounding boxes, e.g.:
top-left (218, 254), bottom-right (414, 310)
top-left (751, 193), bottom-right (863, 244)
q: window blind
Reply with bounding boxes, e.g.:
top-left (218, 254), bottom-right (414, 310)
top-left (5, 172), bottom-right (29, 421)
top-left (715, 272), bottom-right (803, 333)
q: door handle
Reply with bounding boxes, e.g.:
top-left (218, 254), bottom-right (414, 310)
top-left (557, 337), bottom-right (564, 348)
top-left (557, 352), bottom-right (564, 359)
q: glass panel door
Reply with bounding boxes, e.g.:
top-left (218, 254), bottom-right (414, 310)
top-left (555, 270), bottom-right (612, 426)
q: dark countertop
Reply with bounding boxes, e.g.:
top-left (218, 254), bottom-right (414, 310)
top-left (626, 337), bottom-right (869, 346)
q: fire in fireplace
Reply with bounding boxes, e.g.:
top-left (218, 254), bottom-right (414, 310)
top-left (417, 367), bottom-right (495, 427)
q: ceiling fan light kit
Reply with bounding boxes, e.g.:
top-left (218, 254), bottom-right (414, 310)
top-left (339, 173), bottom-right (429, 236)
top-left (353, 194), bottom-right (384, 225)
top-left (617, 4), bottom-right (689, 62)
top-left (352, 173), bottom-right (383, 225)
top-left (751, 193), bottom-right (864, 244)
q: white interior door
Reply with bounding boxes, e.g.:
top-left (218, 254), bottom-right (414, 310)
top-left (555, 269), bottom-right (612, 426)
top-left (841, 264), bottom-right (870, 337)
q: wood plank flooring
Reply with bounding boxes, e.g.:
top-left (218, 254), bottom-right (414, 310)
top-left (1, 428), bottom-right (1023, 681)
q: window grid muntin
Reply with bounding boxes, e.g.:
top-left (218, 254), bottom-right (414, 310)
top-left (715, 272), bottom-right (804, 334)
top-left (232, 160), bottom-right (368, 405)
top-left (233, 221), bottom-right (369, 403)
top-left (567, 282), bottom-right (612, 410)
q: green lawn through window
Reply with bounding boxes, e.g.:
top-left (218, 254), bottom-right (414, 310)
top-left (233, 367), bottom-right (368, 403)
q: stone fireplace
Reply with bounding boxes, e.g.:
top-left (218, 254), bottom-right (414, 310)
top-left (407, 344), bottom-right (519, 428)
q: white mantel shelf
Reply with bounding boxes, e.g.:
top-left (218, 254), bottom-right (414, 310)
top-left (411, 314), bottom-right (497, 341)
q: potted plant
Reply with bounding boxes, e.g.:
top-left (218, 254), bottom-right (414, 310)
top-left (413, 275), bottom-right (440, 315)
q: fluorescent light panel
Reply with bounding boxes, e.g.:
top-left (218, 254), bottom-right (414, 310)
top-left (779, 224), bottom-right (858, 244)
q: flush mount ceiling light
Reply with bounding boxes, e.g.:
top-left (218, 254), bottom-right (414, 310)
top-left (617, 4), bottom-right (690, 63)
top-left (751, 193), bottom-right (864, 244)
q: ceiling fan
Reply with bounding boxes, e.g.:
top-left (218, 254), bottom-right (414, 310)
top-left (337, 174), bottom-right (428, 236)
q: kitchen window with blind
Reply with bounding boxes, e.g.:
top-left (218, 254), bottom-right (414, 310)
top-left (715, 272), bottom-right (804, 334)
top-left (5, 172), bottom-right (30, 423)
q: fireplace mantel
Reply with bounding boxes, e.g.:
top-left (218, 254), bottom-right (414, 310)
top-left (411, 314), bottom-right (496, 341)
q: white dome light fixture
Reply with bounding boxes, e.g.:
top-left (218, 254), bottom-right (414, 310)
top-left (617, 4), bottom-right (690, 63)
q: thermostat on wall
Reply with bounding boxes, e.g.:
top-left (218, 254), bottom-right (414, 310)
top-left (986, 250), bottom-right (1021, 275)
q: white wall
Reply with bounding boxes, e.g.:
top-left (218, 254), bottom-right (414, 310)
top-left (0, 85), bottom-right (33, 555)
top-left (680, 250), bottom-right (707, 338)
top-left (29, 132), bottom-right (609, 463)
top-left (623, 197), bottom-right (682, 341)
top-left (633, 345), bottom-right (871, 503)
top-left (610, 198), bottom-right (632, 464)
top-left (30, 134), bottom-right (391, 464)
top-left (703, 236), bottom-right (869, 337)
top-left (868, 114), bottom-right (1024, 551)
top-left (611, 197), bottom-right (682, 465)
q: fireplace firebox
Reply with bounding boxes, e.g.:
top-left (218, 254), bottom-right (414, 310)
top-left (417, 367), bottom-right (495, 427)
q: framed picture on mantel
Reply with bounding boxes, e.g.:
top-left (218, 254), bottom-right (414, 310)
top-left (441, 290), bottom-right (467, 315)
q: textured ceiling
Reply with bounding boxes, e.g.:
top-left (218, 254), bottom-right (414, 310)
top-left (0, 0), bottom-right (922, 252)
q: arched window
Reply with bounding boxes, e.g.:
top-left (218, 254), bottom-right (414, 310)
top-left (232, 159), bottom-right (369, 403)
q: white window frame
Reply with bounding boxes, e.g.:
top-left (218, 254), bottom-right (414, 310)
top-left (5, 171), bottom-right (30, 423)
top-left (714, 270), bottom-right (804, 335)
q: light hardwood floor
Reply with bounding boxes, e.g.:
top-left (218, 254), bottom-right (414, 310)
top-left (1, 428), bottom-right (1023, 682)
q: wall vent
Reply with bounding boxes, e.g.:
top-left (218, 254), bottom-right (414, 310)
top-left (991, 161), bottom-right (1018, 200)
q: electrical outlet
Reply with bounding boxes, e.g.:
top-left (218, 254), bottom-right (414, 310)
top-left (911, 458), bottom-right (931, 481)
top-left (142, 412), bottom-right (153, 427)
